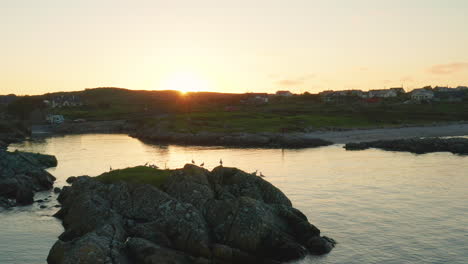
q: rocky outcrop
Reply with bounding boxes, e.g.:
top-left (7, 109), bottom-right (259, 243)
top-left (345, 137), bottom-right (468, 154)
top-left (0, 121), bottom-right (30, 149)
top-left (52, 120), bottom-right (131, 134)
top-left (0, 150), bottom-right (57, 208)
top-left (49, 164), bottom-right (335, 264)
top-left (131, 131), bottom-right (332, 149)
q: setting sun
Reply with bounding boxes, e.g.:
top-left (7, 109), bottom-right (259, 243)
top-left (159, 72), bottom-right (212, 94)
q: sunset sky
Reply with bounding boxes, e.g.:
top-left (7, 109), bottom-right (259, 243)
top-left (1, 0), bottom-right (468, 95)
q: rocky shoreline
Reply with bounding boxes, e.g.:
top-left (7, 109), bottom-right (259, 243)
top-left (48, 164), bottom-right (335, 264)
top-left (131, 131), bottom-right (333, 148)
top-left (344, 137), bottom-right (468, 154)
top-left (0, 149), bottom-right (57, 208)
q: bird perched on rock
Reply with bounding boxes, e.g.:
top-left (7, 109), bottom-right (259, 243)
top-left (192, 159), bottom-right (195, 164)
top-left (219, 159), bottom-right (223, 166)
top-left (144, 162), bottom-right (148, 166)
top-left (200, 162), bottom-right (204, 167)
top-left (251, 170), bottom-right (258, 176)
top-left (259, 172), bottom-right (265, 177)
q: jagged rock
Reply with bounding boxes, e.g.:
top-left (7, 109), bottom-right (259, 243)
top-left (66, 177), bottom-right (76, 184)
top-left (54, 187), bottom-right (61, 193)
top-left (0, 150), bottom-right (57, 208)
top-left (345, 137), bottom-right (468, 154)
top-left (48, 164), bottom-right (335, 264)
top-left (16, 184), bottom-right (34, 205)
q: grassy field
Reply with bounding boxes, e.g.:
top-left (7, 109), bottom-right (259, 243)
top-left (5, 88), bottom-right (468, 133)
top-left (147, 101), bottom-right (468, 133)
top-left (96, 166), bottom-right (172, 188)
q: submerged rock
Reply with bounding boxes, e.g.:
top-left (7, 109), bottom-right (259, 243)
top-left (0, 150), bottom-right (57, 208)
top-left (345, 137), bottom-right (468, 154)
top-left (48, 164), bottom-right (335, 264)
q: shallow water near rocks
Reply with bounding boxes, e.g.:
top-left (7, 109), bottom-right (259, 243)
top-left (3, 134), bottom-right (468, 264)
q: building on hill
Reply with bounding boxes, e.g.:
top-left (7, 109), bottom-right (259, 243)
top-left (456, 86), bottom-right (468, 91)
top-left (318, 90), bottom-right (366, 102)
top-left (275, 90), bottom-right (293, 97)
top-left (411, 89), bottom-right (434, 101)
top-left (46, 114), bottom-right (65, 124)
top-left (434, 91), bottom-right (464, 102)
top-left (45, 95), bottom-right (83, 108)
top-left (389, 87), bottom-right (405, 95)
top-left (433, 86), bottom-right (452, 92)
top-left (368, 89), bottom-right (398, 98)
top-left (242, 93), bottom-right (269, 105)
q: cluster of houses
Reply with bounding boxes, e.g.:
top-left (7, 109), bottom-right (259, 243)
top-left (43, 95), bottom-right (83, 108)
top-left (240, 90), bottom-right (293, 105)
top-left (319, 86), bottom-right (468, 103)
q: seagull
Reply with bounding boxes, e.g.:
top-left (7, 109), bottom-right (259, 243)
top-left (251, 170), bottom-right (258, 176)
top-left (200, 162), bottom-right (204, 167)
top-left (192, 159), bottom-right (195, 164)
top-left (259, 172), bottom-right (265, 177)
top-left (219, 159), bottom-right (223, 166)
top-left (110, 166), bottom-right (113, 171)
top-left (144, 162), bottom-right (148, 166)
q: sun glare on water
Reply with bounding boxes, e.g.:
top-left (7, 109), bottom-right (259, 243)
top-left (160, 72), bottom-right (212, 94)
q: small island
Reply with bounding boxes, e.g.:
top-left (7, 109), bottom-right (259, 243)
top-left (48, 164), bottom-right (335, 264)
top-left (344, 137), bottom-right (468, 154)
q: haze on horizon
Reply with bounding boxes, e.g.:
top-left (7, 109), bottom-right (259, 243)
top-left (1, 0), bottom-right (468, 95)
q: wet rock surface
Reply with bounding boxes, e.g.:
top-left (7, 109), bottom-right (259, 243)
top-left (48, 164), bottom-right (335, 264)
top-left (132, 131), bottom-right (332, 149)
top-left (345, 137), bottom-right (468, 154)
top-left (0, 150), bottom-right (57, 208)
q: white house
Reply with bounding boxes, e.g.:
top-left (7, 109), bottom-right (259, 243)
top-left (411, 89), bottom-right (434, 101)
top-left (46, 115), bottom-right (65, 124)
top-left (275, 90), bottom-right (293, 97)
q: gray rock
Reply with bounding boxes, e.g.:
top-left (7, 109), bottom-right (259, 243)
top-left (49, 165), bottom-right (335, 264)
top-left (15, 185), bottom-right (34, 205)
top-left (0, 149), bottom-right (57, 207)
top-left (345, 137), bottom-right (468, 154)
top-left (54, 187), bottom-right (61, 193)
top-left (65, 177), bottom-right (76, 184)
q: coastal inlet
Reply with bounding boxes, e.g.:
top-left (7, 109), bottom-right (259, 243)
top-left (4, 134), bottom-right (468, 264)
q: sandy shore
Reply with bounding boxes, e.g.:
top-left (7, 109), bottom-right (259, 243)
top-left (304, 123), bottom-right (468, 144)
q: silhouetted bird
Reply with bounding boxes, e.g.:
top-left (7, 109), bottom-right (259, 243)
top-left (219, 159), bottom-right (223, 166)
top-left (192, 159), bottom-right (195, 164)
top-left (144, 162), bottom-right (148, 166)
top-left (251, 170), bottom-right (258, 176)
top-left (259, 172), bottom-right (265, 177)
top-left (200, 162), bottom-right (204, 167)
top-left (110, 166), bottom-right (113, 171)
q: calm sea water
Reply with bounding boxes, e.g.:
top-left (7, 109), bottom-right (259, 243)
top-left (2, 134), bottom-right (468, 264)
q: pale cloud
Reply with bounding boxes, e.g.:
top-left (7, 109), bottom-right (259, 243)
top-left (276, 74), bottom-right (315, 86)
top-left (428, 62), bottom-right (468, 75)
